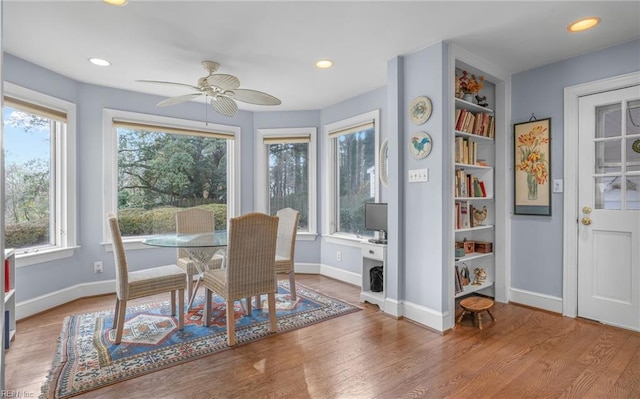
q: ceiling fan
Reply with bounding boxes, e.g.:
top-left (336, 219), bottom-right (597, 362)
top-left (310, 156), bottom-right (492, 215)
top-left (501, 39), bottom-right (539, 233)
top-left (136, 61), bottom-right (281, 117)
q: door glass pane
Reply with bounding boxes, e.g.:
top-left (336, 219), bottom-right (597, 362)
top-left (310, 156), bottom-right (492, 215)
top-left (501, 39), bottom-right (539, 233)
top-left (626, 99), bottom-right (640, 135)
top-left (596, 103), bottom-right (621, 138)
top-left (627, 175), bottom-right (640, 210)
top-left (595, 176), bottom-right (621, 210)
top-left (595, 140), bottom-right (621, 173)
top-left (627, 137), bottom-right (640, 172)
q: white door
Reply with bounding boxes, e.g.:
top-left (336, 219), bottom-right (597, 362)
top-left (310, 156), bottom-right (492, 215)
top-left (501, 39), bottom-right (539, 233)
top-left (578, 85), bottom-right (640, 331)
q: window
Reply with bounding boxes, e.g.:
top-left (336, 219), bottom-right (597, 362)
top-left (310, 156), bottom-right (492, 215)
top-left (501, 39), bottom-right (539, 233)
top-left (256, 128), bottom-right (317, 238)
top-left (103, 110), bottom-right (240, 245)
top-left (324, 110), bottom-right (380, 240)
top-left (2, 83), bottom-right (77, 264)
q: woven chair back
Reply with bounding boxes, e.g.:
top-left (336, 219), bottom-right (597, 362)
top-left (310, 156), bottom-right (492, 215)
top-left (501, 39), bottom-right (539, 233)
top-left (275, 207), bottom-right (299, 262)
top-left (107, 212), bottom-right (129, 299)
top-left (225, 212), bottom-right (278, 299)
top-left (175, 208), bottom-right (215, 259)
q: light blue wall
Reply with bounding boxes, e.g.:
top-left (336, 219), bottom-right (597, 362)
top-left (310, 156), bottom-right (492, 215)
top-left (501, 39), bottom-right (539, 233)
top-left (400, 42), bottom-right (449, 311)
top-left (511, 39), bottom-right (640, 297)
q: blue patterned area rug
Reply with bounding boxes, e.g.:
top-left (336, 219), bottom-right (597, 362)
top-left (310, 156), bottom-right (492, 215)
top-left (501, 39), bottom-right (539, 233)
top-left (40, 282), bottom-right (360, 399)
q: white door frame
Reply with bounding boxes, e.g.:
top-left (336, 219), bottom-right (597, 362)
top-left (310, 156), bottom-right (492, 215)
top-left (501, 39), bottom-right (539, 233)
top-left (563, 71), bottom-right (640, 318)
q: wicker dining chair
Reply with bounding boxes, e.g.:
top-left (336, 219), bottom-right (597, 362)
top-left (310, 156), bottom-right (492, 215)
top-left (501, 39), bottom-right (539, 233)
top-left (274, 207), bottom-right (300, 300)
top-left (175, 208), bottom-right (218, 301)
top-left (107, 212), bottom-right (186, 345)
top-left (202, 212), bottom-right (279, 346)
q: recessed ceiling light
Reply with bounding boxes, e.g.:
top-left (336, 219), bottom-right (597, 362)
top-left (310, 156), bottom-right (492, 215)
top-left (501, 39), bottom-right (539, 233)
top-left (567, 17), bottom-right (601, 32)
top-left (89, 58), bottom-right (111, 67)
top-left (103, 0), bottom-right (128, 6)
top-left (316, 60), bottom-right (334, 69)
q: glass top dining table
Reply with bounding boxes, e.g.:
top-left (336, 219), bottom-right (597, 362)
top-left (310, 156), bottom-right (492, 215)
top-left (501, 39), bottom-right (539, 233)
top-left (142, 231), bottom-right (227, 309)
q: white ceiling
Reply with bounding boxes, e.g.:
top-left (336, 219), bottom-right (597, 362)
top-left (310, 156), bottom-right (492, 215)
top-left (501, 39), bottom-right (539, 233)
top-left (4, 1), bottom-right (639, 113)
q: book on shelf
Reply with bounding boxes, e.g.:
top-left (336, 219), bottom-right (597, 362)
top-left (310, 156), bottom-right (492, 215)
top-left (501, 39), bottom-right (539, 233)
top-left (454, 170), bottom-right (487, 199)
top-left (4, 258), bottom-right (9, 293)
top-left (454, 265), bottom-right (464, 294)
top-left (455, 108), bottom-right (495, 137)
top-left (4, 310), bottom-right (9, 349)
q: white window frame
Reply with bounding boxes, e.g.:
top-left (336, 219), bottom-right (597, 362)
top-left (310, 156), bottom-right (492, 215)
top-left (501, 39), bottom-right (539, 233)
top-left (323, 109), bottom-right (380, 244)
top-left (4, 82), bottom-right (78, 266)
top-left (255, 127), bottom-right (317, 240)
top-left (102, 109), bottom-right (241, 250)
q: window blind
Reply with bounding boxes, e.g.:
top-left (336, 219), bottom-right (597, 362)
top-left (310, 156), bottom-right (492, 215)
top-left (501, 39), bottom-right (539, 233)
top-left (113, 119), bottom-right (234, 140)
top-left (263, 135), bottom-right (311, 145)
top-left (4, 96), bottom-right (67, 122)
top-left (328, 121), bottom-right (374, 139)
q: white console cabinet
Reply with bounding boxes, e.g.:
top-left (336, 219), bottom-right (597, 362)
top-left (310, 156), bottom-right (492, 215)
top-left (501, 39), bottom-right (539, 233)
top-left (360, 241), bottom-right (387, 309)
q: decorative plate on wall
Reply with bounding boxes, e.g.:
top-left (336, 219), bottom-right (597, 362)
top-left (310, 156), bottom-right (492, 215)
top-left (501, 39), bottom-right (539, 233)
top-left (408, 131), bottom-right (432, 159)
top-left (409, 96), bottom-right (432, 125)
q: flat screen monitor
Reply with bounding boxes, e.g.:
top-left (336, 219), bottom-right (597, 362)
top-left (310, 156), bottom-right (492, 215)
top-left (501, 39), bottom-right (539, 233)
top-left (365, 202), bottom-right (388, 244)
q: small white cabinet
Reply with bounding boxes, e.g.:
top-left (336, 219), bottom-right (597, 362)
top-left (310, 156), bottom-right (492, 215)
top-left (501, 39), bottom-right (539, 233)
top-left (360, 241), bottom-right (387, 309)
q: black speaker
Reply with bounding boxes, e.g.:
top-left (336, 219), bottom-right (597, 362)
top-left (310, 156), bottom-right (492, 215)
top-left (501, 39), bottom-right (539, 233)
top-left (369, 266), bottom-right (384, 292)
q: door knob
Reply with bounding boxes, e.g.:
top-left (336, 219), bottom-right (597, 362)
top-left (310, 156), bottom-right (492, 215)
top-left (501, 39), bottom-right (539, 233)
top-left (581, 217), bottom-right (592, 225)
top-left (582, 206), bottom-right (592, 214)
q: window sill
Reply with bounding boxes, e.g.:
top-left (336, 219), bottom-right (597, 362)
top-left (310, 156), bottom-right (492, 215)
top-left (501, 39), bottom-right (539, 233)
top-left (296, 232), bottom-right (318, 241)
top-left (323, 234), bottom-right (370, 248)
top-left (15, 246), bottom-right (79, 268)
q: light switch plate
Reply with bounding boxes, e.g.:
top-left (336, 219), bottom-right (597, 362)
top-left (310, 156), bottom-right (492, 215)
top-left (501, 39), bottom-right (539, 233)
top-left (409, 168), bottom-right (429, 182)
top-left (553, 179), bottom-right (563, 193)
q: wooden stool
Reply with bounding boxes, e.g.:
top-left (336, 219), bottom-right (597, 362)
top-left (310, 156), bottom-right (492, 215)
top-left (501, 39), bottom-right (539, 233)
top-left (457, 296), bottom-right (495, 329)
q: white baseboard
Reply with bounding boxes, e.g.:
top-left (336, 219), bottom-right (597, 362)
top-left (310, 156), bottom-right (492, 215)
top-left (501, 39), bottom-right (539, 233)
top-left (16, 263), bottom-right (358, 320)
top-left (17, 280), bottom-right (115, 320)
top-left (510, 287), bottom-right (563, 314)
top-left (401, 300), bottom-right (447, 332)
top-left (294, 262), bottom-right (321, 274)
top-left (318, 264), bottom-right (361, 286)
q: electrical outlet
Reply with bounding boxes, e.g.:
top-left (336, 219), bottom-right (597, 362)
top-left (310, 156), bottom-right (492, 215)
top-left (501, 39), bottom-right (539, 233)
top-left (94, 261), bottom-right (103, 273)
top-left (336, 251), bottom-right (342, 261)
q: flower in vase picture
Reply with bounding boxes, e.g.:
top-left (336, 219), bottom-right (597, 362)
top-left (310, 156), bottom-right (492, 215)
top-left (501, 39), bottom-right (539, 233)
top-left (516, 123), bottom-right (549, 201)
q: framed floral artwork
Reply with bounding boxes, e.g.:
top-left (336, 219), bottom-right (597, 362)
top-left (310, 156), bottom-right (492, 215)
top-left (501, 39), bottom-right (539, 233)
top-left (514, 118), bottom-right (551, 216)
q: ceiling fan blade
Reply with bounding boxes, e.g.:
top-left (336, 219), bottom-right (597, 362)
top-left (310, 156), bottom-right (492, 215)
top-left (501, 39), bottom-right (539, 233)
top-left (136, 79), bottom-right (203, 92)
top-left (230, 89), bottom-right (282, 106)
top-left (157, 93), bottom-right (202, 107)
top-left (211, 96), bottom-right (238, 117)
top-left (206, 74), bottom-right (241, 91)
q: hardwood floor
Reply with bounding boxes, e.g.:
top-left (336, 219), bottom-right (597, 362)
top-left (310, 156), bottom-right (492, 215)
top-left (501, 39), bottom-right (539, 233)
top-left (6, 274), bottom-right (640, 398)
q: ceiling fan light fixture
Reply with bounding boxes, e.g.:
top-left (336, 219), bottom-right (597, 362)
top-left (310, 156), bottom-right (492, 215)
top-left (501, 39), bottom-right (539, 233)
top-left (567, 17), bottom-right (600, 32)
top-left (88, 58), bottom-right (111, 67)
top-left (316, 59), bottom-right (334, 69)
top-left (103, 0), bottom-right (128, 6)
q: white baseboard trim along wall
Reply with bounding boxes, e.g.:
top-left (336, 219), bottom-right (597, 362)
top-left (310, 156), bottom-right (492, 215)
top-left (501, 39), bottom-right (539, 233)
top-left (509, 287), bottom-right (563, 314)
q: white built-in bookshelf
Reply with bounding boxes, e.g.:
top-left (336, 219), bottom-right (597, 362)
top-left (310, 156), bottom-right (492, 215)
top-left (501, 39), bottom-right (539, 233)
top-left (453, 65), bottom-right (496, 301)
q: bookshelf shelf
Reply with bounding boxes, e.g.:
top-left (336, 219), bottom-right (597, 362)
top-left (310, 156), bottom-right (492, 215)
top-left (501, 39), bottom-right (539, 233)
top-left (454, 225), bottom-right (493, 233)
top-left (455, 280), bottom-right (494, 298)
top-left (455, 252), bottom-right (493, 262)
top-left (455, 130), bottom-right (494, 142)
top-left (454, 162), bottom-right (492, 170)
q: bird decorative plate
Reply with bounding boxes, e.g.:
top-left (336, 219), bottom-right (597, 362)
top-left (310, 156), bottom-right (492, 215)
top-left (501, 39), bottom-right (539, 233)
top-left (633, 139), bottom-right (640, 154)
top-left (409, 96), bottom-right (432, 125)
top-left (408, 131), bottom-right (432, 159)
